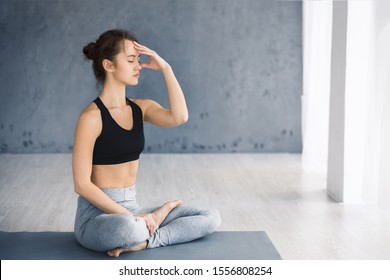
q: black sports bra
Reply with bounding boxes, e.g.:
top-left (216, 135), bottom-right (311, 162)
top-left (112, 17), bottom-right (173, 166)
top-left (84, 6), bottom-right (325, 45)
top-left (92, 97), bottom-right (145, 165)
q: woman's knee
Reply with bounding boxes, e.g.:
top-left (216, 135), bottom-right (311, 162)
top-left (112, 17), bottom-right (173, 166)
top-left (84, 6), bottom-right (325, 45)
top-left (205, 207), bottom-right (221, 233)
top-left (78, 214), bottom-right (149, 251)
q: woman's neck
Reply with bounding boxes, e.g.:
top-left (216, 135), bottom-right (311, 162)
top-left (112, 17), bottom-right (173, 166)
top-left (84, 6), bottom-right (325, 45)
top-left (100, 80), bottom-right (127, 108)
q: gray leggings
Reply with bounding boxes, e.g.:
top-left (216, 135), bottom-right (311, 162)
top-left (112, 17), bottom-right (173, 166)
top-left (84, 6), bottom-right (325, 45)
top-left (74, 186), bottom-right (221, 252)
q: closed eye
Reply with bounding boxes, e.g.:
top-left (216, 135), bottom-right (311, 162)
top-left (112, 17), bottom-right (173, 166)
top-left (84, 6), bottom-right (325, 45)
top-left (129, 56), bottom-right (141, 63)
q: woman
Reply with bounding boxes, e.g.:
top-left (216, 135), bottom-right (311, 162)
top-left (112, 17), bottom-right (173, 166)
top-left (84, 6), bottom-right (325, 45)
top-left (72, 29), bottom-right (220, 257)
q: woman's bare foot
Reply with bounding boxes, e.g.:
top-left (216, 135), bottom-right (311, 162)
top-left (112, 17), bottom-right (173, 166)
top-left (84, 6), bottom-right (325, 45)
top-left (106, 200), bottom-right (182, 257)
top-left (107, 241), bottom-right (148, 257)
top-left (151, 199), bottom-right (183, 226)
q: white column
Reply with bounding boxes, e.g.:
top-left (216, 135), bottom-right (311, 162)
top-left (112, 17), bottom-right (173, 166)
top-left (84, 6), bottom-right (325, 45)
top-left (327, 0), bottom-right (348, 202)
top-left (327, 0), bottom-right (375, 203)
top-left (301, 0), bottom-right (333, 174)
top-left (343, 1), bottom-right (375, 203)
top-left (376, 0), bottom-right (390, 210)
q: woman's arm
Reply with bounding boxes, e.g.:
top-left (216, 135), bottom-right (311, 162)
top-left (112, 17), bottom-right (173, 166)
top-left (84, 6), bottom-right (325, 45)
top-left (134, 41), bottom-right (189, 127)
top-left (72, 108), bottom-right (133, 215)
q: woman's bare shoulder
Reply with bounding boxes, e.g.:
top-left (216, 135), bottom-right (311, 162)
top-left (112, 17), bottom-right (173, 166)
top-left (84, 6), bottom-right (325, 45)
top-left (130, 98), bottom-right (145, 106)
top-left (130, 98), bottom-right (157, 111)
top-left (76, 102), bottom-right (102, 132)
top-left (80, 102), bottom-right (100, 119)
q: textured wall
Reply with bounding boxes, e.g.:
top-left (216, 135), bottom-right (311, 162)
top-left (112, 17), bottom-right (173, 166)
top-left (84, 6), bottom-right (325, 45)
top-left (0, 0), bottom-right (302, 154)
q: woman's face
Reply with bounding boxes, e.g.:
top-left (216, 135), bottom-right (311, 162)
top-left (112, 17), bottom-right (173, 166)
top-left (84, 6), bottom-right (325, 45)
top-left (111, 39), bottom-right (142, 86)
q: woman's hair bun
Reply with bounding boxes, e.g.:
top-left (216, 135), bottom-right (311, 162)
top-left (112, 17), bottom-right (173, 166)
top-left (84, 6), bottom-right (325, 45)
top-left (82, 42), bottom-right (97, 60)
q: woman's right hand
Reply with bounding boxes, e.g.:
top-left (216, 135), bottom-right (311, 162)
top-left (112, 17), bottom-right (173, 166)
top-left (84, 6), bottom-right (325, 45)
top-left (134, 213), bottom-right (156, 237)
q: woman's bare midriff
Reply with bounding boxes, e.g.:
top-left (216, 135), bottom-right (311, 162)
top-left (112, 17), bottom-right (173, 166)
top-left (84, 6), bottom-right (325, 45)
top-left (91, 160), bottom-right (139, 188)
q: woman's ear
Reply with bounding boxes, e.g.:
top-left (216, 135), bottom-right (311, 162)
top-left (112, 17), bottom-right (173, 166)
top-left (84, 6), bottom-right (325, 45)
top-left (102, 59), bottom-right (115, 72)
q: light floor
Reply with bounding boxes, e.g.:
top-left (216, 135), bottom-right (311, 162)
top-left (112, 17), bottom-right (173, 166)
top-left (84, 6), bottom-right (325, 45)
top-left (0, 153), bottom-right (389, 260)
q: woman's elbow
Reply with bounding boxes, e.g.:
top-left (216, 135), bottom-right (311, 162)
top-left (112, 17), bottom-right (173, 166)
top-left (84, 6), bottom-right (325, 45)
top-left (173, 114), bottom-right (189, 126)
top-left (73, 180), bottom-right (89, 195)
top-left (74, 184), bottom-right (82, 195)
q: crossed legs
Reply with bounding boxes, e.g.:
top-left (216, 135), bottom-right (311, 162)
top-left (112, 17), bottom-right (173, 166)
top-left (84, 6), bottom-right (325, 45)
top-left (107, 199), bottom-right (183, 257)
top-left (78, 201), bottom-right (221, 257)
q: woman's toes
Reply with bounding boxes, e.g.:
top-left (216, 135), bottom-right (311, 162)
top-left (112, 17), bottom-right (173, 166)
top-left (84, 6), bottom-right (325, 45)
top-left (107, 243), bottom-right (146, 257)
top-left (174, 199), bottom-right (183, 206)
top-left (168, 200), bottom-right (182, 209)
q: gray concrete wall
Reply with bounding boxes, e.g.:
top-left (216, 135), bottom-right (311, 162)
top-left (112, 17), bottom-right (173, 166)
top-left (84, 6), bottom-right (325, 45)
top-left (0, 0), bottom-right (302, 154)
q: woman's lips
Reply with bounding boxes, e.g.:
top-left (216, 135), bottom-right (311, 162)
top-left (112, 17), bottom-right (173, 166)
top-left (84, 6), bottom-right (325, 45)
top-left (133, 74), bottom-right (140, 78)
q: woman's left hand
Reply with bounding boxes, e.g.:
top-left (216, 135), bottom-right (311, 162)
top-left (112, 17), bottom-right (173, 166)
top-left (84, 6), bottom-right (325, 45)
top-left (133, 41), bottom-right (170, 71)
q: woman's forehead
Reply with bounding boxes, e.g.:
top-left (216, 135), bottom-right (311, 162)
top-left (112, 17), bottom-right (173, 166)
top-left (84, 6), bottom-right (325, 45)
top-left (122, 39), bottom-right (139, 56)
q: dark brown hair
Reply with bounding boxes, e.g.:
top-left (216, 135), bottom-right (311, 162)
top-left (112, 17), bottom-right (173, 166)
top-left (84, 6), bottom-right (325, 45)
top-left (82, 29), bottom-right (138, 87)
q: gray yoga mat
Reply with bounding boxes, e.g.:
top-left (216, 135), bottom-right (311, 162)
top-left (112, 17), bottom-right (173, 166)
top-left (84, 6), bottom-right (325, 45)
top-left (0, 231), bottom-right (281, 260)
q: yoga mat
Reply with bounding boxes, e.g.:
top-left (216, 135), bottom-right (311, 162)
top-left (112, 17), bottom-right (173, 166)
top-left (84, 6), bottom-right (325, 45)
top-left (0, 231), bottom-right (281, 260)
